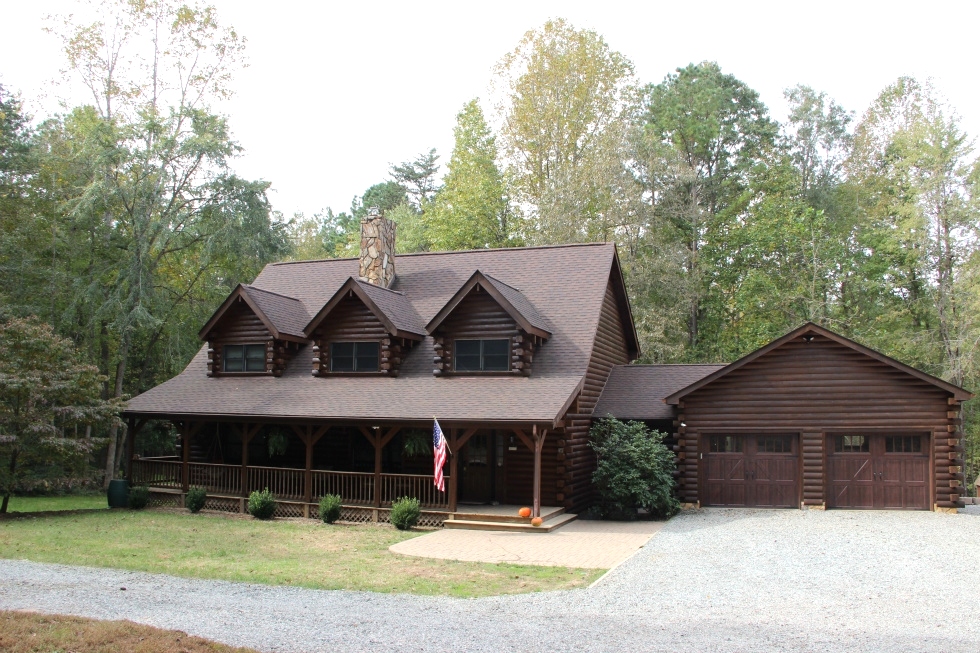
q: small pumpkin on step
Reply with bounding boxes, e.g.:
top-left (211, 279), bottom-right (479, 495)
top-left (518, 506), bottom-right (531, 518)
top-left (531, 516), bottom-right (543, 527)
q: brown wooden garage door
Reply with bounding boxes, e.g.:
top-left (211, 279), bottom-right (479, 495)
top-left (702, 434), bottom-right (799, 508)
top-left (826, 434), bottom-right (930, 510)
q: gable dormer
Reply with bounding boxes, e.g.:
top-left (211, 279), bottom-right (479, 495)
top-left (198, 285), bottom-right (310, 377)
top-left (426, 270), bottom-right (551, 377)
top-left (304, 277), bottom-right (425, 377)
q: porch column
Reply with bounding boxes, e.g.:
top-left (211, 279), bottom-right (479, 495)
top-left (181, 424), bottom-right (191, 492)
top-left (373, 428), bottom-right (382, 510)
top-left (448, 429), bottom-right (458, 513)
top-left (532, 425), bottom-right (548, 518)
top-left (304, 428), bottom-right (313, 505)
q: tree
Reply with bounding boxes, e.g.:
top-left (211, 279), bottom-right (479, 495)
top-left (427, 99), bottom-right (512, 250)
top-left (47, 0), bottom-right (287, 486)
top-left (494, 18), bottom-right (636, 242)
top-left (390, 148), bottom-right (440, 211)
top-left (0, 317), bottom-right (120, 512)
top-left (641, 61), bottom-right (778, 351)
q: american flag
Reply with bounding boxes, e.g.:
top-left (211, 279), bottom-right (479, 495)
top-left (433, 418), bottom-right (447, 492)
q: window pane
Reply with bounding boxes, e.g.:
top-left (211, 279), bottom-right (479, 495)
top-left (455, 340), bottom-right (481, 371)
top-left (835, 435), bottom-right (868, 453)
top-left (709, 435), bottom-right (743, 453)
top-left (482, 339), bottom-right (510, 371)
top-left (330, 342), bottom-right (355, 372)
top-left (223, 345), bottom-right (244, 372)
top-left (355, 341), bottom-right (379, 372)
top-left (245, 344), bottom-right (266, 372)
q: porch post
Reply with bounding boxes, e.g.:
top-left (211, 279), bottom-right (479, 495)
top-left (124, 417), bottom-right (138, 481)
top-left (304, 426), bottom-right (313, 518)
top-left (181, 423), bottom-right (191, 493)
top-left (373, 428), bottom-right (382, 510)
top-left (448, 429), bottom-right (458, 513)
top-left (532, 425), bottom-right (547, 519)
top-left (240, 423), bottom-right (249, 500)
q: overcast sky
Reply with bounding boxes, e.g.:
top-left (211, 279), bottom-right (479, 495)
top-left (4, 1), bottom-right (979, 221)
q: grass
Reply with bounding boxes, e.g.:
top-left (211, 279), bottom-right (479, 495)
top-left (0, 509), bottom-right (603, 597)
top-left (4, 494), bottom-right (108, 513)
top-left (0, 610), bottom-right (260, 653)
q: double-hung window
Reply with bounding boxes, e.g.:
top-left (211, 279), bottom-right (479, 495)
top-left (224, 344), bottom-right (266, 372)
top-left (454, 339), bottom-right (509, 372)
top-left (330, 341), bottom-right (380, 372)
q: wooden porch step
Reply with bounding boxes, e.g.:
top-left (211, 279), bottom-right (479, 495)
top-left (443, 512), bottom-right (577, 533)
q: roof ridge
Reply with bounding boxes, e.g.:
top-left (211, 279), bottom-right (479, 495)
top-left (354, 278), bottom-right (406, 296)
top-left (480, 271), bottom-right (524, 293)
top-left (243, 284), bottom-right (303, 302)
top-left (625, 363), bottom-right (727, 367)
top-left (268, 241), bottom-right (614, 266)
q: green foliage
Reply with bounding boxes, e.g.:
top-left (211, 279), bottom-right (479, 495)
top-left (267, 429), bottom-right (288, 458)
top-left (0, 317), bottom-right (120, 513)
top-left (401, 430), bottom-right (430, 458)
top-left (390, 148), bottom-right (440, 211)
top-left (318, 494), bottom-right (342, 524)
top-left (389, 496), bottom-right (421, 530)
top-left (127, 485), bottom-right (149, 510)
top-left (427, 100), bottom-right (514, 250)
top-left (589, 418), bottom-right (679, 520)
top-left (186, 487), bottom-right (207, 513)
top-left (247, 488), bottom-right (276, 520)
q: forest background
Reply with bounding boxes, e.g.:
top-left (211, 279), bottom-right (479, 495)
top-left (1, 1), bottom-right (978, 493)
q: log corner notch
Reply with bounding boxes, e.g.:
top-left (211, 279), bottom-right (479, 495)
top-left (937, 398), bottom-right (966, 510)
top-left (512, 425), bottom-right (549, 518)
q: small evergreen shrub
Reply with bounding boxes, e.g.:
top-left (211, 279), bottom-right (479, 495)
top-left (186, 487), bottom-right (207, 513)
top-left (127, 485), bottom-right (149, 510)
top-left (590, 417), bottom-right (680, 520)
top-left (248, 488), bottom-right (276, 520)
top-left (319, 494), bottom-right (342, 524)
top-left (389, 496), bottom-right (421, 530)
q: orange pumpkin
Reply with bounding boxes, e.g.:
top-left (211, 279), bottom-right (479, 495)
top-left (518, 507), bottom-right (532, 518)
top-left (531, 517), bottom-right (543, 527)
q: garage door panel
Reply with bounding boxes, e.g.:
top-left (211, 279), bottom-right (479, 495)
top-left (702, 434), bottom-right (799, 508)
top-left (827, 434), bottom-right (929, 510)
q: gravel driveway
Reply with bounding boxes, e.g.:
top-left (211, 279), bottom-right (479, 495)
top-left (2, 508), bottom-right (979, 652)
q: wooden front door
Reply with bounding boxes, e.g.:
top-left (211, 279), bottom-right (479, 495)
top-left (827, 434), bottom-right (930, 510)
top-left (702, 434), bottom-right (799, 508)
top-left (459, 433), bottom-right (493, 503)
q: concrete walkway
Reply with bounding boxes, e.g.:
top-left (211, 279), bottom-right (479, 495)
top-left (389, 519), bottom-right (664, 568)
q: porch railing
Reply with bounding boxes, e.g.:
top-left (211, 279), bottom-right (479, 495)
top-left (380, 473), bottom-right (450, 509)
top-left (188, 462), bottom-right (241, 496)
top-left (134, 458), bottom-right (448, 510)
top-left (311, 470), bottom-right (374, 505)
top-left (131, 459), bottom-right (181, 489)
top-left (248, 465), bottom-right (304, 501)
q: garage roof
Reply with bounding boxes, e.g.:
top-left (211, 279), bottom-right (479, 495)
top-left (593, 364), bottom-right (725, 421)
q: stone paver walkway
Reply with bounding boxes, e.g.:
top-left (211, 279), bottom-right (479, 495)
top-left (389, 519), bottom-right (663, 568)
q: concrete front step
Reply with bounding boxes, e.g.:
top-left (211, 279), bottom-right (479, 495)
top-left (444, 512), bottom-right (577, 533)
top-left (449, 506), bottom-right (565, 524)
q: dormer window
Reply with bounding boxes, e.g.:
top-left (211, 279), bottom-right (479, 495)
top-left (330, 341), bottom-right (380, 372)
top-left (224, 344), bottom-right (266, 373)
top-left (455, 339), bottom-right (509, 372)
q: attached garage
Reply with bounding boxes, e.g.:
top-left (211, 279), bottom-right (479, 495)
top-left (595, 323), bottom-right (972, 512)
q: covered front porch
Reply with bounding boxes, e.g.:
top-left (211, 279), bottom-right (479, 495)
top-left (124, 417), bottom-right (558, 526)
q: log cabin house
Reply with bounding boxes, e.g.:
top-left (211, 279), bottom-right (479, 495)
top-left (123, 212), bottom-right (971, 524)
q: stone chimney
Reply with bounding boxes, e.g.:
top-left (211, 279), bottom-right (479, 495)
top-left (358, 207), bottom-right (396, 288)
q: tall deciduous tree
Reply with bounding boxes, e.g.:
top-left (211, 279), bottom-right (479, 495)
top-left (427, 99), bottom-right (512, 250)
top-left (390, 148), bottom-right (440, 211)
top-left (494, 18), bottom-right (635, 242)
top-left (0, 317), bottom-right (120, 512)
top-left (641, 61), bottom-right (778, 351)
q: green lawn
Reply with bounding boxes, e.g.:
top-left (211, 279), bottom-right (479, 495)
top-left (4, 494), bottom-right (108, 513)
top-left (0, 509), bottom-right (602, 597)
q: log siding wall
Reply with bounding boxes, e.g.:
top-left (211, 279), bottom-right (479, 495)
top-left (674, 334), bottom-right (963, 510)
top-left (562, 282), bottom-right (631, 511)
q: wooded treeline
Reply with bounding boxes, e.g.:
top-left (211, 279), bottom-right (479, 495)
top-left (2, 9), bottom-right (978, 490)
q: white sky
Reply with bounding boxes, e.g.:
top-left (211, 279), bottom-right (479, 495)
top-left (3, 1), bottom-right (979, 220)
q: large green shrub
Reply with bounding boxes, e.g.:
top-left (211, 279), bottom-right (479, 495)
top-left (589, 417), bottom-right (679, 520)
top-left (186, 487), bottom-right (207, 513)
top-left (389, 496), bottom-right (421, 530)
top-left (319, 493), bottom-right (342, 524)
top-left (127, 485), bottom-right (150, 510)
top-left (248, 488), bottom-right (276, 520)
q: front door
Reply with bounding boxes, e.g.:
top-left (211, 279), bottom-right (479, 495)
top-left (702, 434), bottom-right (799, 508)
top-left (459, 433), bottom-right (493, 503)
top-left (826, 434), bottom-right (930, 510)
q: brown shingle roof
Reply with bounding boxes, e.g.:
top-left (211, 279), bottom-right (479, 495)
top-left (240, 285), bottom-right (310, 340)
top-left (303, 277), bottom-right (427, 340)
top-left (127, 243), bottom-right (627, 425)
top-left (593, 364), bottom-right (726, 421)
top-left (425, 270), bottom-right (553, 339)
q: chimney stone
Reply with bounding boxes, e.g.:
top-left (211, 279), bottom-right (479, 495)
top-left (359, 208), bottom-right (396, 288)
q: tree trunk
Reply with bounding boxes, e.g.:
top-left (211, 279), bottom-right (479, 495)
top-left (103, 332), bottom-right (131, 489)
top-left (1, 448), bottom-right (18, 514)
